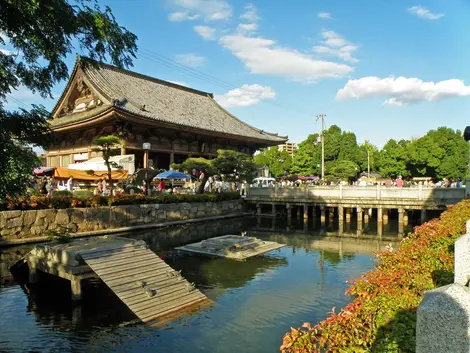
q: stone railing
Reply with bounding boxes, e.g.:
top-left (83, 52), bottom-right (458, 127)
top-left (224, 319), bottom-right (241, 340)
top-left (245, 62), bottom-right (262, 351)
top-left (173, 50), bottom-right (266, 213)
top-left (247, 185), bottom-right (465, 203)
top-left (416, 220), bottom-right (470, 352)
top-left (0, 199), bottom-right (244, 240)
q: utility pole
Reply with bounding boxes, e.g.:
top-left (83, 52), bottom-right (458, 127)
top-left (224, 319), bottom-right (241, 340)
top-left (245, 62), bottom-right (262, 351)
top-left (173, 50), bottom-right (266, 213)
top-left (367, 150), bottom-right (370, 179)
top-left (316, 114), bottom-right (326, 180)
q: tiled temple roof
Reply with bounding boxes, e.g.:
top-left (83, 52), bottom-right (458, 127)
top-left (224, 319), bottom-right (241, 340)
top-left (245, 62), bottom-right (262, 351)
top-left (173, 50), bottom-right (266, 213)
top-left (50, 57), bottom-right (287, 144)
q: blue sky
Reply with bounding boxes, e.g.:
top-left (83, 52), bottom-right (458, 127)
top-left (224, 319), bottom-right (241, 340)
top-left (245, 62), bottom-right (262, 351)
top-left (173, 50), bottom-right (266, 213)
top-left (4, 0), bottom-right (470, 148)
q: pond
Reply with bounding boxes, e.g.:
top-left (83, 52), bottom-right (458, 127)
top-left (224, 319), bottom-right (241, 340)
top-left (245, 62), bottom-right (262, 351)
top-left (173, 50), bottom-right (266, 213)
top-left (0, 217), bottom-right (403, 353)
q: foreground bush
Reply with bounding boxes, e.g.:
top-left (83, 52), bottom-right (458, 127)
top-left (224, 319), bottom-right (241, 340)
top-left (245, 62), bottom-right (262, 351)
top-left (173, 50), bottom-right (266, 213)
top-left (2, 192), bottom-right (241, 210)
top-left (281, 200), bottom-right (470, 353)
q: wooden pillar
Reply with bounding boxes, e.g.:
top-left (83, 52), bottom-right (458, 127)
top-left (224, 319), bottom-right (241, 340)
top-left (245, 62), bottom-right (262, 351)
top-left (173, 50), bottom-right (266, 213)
top-left (377, 207), bottom-right (383, 237)
top-left (272, 203), bottom-right (276, 216)
top-left (398, 208), bottom-right (404, 236)
top-left (357, 206), bottom-right (363, 235)
top-left (338, 205), bottom-right (344, 236)
top-left (170, 151), bottom-right (175, 167)
top-left (403, 210), bottom-right (409, 226)
top-left (345, 208), bottom-right (351, 223)
top-left (383, 209), bottom-right (389, 225)
top-left (303, 204), bottom-right (308, 220)
top-left (320, 206), bottom-right (326, 225)
top-left (420, 209), bottom-right (426, 224)
top-left (71, 277), bottom-right (82, 301)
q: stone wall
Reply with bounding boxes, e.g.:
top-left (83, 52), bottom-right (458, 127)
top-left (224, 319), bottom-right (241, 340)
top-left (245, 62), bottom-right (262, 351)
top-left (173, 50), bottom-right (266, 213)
top-left (0, 200), bottom-right (244, 240)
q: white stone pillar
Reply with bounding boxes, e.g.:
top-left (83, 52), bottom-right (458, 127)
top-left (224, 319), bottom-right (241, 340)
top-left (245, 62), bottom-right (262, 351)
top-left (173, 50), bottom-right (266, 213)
top-left (338, 205), bottom-right (344, 236)
top-left (357, 207), bottom-right (363, 235)
top-left (377, 207), bottom-right (383, 236)
top-left (417, 283), bottom-right (470, 353)
top-left (71, 277), bottom-right (82, 301)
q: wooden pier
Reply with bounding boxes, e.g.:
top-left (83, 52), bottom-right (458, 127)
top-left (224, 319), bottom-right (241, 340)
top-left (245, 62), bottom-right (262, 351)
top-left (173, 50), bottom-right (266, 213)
top-left (25, 237), bottom-right (210, 326)
top-left (176, 235), bottom-right (285, 260)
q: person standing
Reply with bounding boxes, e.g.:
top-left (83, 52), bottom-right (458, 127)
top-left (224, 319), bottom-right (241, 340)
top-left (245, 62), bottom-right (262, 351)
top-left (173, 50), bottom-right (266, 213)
top-left (158, 179), bottom-right (165, 192)
top-left (97, 179), bottom-right (103, 194)
top-left (395, 176), bottom-right (403, 188)
top-left (66, 176), bottom-right (74, 192)
top-left (46, 178), bottom-right (54, 197)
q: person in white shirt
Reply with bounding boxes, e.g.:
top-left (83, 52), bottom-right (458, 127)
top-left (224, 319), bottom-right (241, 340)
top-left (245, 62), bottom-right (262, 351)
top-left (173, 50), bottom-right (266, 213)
top-left (66, 176), bottom-right (73, 192)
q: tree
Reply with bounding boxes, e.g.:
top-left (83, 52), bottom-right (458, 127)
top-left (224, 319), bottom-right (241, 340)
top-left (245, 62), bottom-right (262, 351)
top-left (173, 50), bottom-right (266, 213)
top-left (0, 0), bottom-right (137, 201)
top-left (357, 141), bottom-right (378, 175)
top-left (173, 150), bottom-right (256, 194)
top-left (329, 160), bottom-right (359, 181)
top-left (91, 135), bottom-right (122, 191)
top-left (407, 127), bottom-right (468, 180)
top-left (254, 147), bottom-right (292, 178)
top-left (378, 139), bottom-right (410, 178)
top-left (291, 134), bottom-right (321, 176)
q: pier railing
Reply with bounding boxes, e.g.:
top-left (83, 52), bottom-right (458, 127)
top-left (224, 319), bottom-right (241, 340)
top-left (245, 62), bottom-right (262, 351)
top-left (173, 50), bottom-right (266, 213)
top-left (247, 185), bottom-right (465, 203)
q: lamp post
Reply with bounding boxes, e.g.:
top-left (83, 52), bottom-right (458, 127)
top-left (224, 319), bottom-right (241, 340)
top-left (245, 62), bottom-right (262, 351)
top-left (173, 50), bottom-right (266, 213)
top-left (316, 114), bottom-right (326, 180)
top-left (143, 142), bottom-right (151, 196)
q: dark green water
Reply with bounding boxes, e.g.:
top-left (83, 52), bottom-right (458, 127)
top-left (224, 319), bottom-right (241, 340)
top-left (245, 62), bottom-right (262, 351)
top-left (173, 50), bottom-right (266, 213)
top-left (0, 217), bottom-right (402, 353)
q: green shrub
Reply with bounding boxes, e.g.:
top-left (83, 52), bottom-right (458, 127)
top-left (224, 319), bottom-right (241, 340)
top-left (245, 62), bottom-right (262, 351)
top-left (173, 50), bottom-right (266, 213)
top-left (3, 192), bottom-right (241, 210)
top-left (281, 200), bottom-right (470, 353)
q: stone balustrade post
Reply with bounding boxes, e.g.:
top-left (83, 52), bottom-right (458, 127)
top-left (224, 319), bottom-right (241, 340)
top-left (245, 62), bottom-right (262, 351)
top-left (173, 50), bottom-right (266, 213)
top-left (418, 182), bottom-right (423, 200)
top-left (377, 207), bottom-right (383, 236)
top-left (357, 206), bottom-right (363, 235)
top-left (398, 208), bottom-right (404, 236)
top-left (338, 205), bottom-right (344, 236)
top-left (339, 184), bottom-right (343, 199)
top-left (377, 183), bottom-right (381, 200)
top-left (421, 209), bottom-right (426, 224)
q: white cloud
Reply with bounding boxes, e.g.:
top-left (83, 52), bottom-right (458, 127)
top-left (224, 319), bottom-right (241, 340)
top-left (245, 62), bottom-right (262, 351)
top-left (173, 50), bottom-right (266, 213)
top-left (219, 34), bottom-right (352, 82)
top-left (194, 25), bottom-right (216, 40)
top-left (175, 53), bottom-right (206, 67)
top-left (336, 76), bottom-right (470, 106)
top-left (240, 4), bottom-right (259, 22)
top-left (167, 0), bottom-right (231, 21)
top-left (408, 6), bottom-right (444, 20)
top-left (168, 11), bottom-right (199, 21)
top-left (215, 84), bottom-right (275, 108)
top-left (237, 23), bottom-right (258, 33)
top-left (313, 30), bottom-right (358, 63)
top-left (317, 12), bottom-right (332, 19)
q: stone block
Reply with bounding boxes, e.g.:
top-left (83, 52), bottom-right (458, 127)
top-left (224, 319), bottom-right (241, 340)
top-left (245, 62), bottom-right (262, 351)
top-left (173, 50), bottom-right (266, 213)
top-left (157, 210), bottom-right (167, 220)
top-left (23, 210), bottom-right (37, 227)
top-left (455, 226), bottom-right (470, 285)
top-left (4, 210), bottom-right (22, 219)
top-left (55, 209), bottom-right (70, 225)
top-left (7, 216), bottom-right (23, 228)
top-left (69, 209), bottom-right (85, 224)
top-left (417, 283), bottom-right (470, 353)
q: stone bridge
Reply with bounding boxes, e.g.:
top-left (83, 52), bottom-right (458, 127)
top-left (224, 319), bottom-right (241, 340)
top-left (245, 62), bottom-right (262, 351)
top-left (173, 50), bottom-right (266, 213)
top-left (244, 185), bottom-right (466, 236)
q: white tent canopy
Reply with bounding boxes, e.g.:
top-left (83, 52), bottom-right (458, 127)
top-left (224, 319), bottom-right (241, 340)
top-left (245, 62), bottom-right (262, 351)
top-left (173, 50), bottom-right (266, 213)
top-left (68, 154), bottom-right (135, 175)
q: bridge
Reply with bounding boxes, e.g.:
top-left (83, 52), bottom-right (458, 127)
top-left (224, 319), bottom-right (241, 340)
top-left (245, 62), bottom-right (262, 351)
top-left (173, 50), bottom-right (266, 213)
top-left (244, 184), bottom-right (466, 236)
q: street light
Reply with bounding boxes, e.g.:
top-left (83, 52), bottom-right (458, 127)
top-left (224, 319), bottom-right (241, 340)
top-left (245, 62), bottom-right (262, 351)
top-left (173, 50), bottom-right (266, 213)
top-left (316, 114), bottom-right (326, 179)
top-left (143, 142), bottom-right (151, 196)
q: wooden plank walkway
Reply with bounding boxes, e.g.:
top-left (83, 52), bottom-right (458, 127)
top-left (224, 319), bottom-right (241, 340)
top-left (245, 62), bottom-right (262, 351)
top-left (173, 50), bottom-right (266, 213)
top-left (79, 243), bottom-right (210, 325)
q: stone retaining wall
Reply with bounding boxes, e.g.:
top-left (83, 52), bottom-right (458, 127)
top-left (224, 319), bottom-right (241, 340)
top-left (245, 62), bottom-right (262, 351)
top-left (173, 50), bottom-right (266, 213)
top-left (0, 200), bottom-right (244, 240)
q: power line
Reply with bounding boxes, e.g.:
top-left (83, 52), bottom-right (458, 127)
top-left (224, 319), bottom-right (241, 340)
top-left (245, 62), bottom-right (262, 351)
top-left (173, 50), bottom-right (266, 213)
top-left (138, 48), bottom-right (312, 116)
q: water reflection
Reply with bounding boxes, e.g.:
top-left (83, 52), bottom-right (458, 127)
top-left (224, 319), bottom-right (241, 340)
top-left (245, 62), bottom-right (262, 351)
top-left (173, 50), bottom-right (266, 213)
top-left (1, 217), bottom-right (399, 353)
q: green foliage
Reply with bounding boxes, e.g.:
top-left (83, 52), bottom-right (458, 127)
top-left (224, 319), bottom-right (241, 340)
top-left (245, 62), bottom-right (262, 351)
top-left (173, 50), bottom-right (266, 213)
top-left (45, 225), bottom-right (75, 243)
top-left (3, 192), bottom-right (241, 210)
top-left (254, 147), bottom-right (292, 178)
top-left (91, 135), bottom-right (122, 189)
top-left (281, 200), bottom-right (470, 353)
top-left (291, 134), bottom-right (320, 176)
top-left (329, 160), bottom-right (359, 180)
top-left (0, 0), bottom-right (137, 201)
top-left (174, 149), bottom-right (256, 193)
top-left (378, 139), bottom-right (410, 178)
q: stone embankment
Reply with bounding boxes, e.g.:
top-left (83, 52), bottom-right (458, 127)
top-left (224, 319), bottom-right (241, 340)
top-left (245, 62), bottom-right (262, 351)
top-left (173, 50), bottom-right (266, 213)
top-left (0, 200), bottom-right (244, 241)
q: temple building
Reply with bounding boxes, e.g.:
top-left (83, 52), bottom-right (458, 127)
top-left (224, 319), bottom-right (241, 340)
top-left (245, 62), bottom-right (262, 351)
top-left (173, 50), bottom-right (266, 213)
top-left (46, 56), bottom-right (287, 170)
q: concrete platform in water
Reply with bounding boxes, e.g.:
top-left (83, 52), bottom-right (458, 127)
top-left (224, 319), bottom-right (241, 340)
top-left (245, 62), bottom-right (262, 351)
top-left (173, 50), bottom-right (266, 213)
top-left (23, 236), bottom-right (211, 326)
top-left (175, 234), bottom-right (286, 260)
